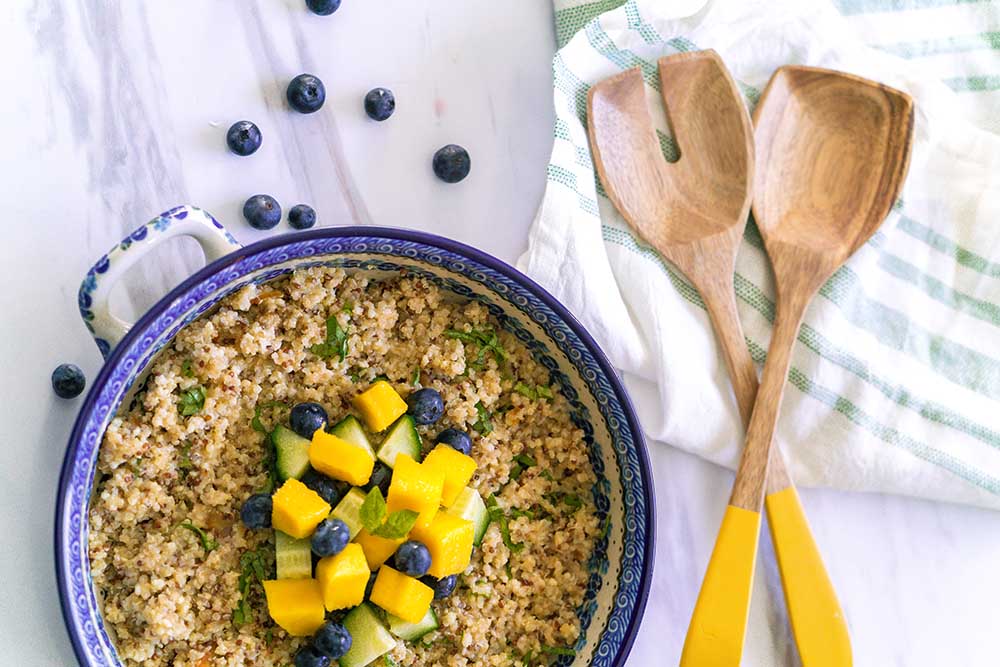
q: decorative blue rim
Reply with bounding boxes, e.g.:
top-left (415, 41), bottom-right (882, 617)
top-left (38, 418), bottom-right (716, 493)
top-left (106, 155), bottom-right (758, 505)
top-left (55, 226), bottom-right (655, 666)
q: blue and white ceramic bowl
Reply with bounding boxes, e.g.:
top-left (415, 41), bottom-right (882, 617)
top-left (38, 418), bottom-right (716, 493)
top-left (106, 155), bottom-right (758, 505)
top-left (56, 205), bottom-right (654, 666)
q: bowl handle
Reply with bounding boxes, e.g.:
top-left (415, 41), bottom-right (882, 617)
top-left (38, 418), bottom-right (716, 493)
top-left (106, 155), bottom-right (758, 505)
top-left (78, 205), bottom-right (242, 359)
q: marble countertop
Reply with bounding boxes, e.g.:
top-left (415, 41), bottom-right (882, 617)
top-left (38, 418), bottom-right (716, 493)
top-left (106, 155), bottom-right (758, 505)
top-left (3, 1), bottom-right (999, 665)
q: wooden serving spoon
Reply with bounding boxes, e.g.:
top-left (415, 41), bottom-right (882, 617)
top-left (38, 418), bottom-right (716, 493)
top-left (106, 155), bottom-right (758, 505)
top-left (686, 66), bottom-right (914, 666)
top-left (587, 51), bottom-right (853, 666)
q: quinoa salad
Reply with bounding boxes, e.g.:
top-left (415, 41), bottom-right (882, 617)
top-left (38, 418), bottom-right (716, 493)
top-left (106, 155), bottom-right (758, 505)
top-left (89, 267), bottom-right (602, 667)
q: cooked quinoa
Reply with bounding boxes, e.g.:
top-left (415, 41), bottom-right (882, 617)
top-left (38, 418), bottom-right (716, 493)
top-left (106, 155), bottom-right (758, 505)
top-left (88, 268), bottom-right (600, 667)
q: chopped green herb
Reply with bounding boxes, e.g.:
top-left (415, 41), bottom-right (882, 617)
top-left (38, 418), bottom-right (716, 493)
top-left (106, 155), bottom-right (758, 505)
top-left (510, 508), bottom-right (536, 520)
top-left (178, 442), bottom-right (194, 476)
top-left (445, 326), bottom-right (507, 371)
top-left (536, 385), bottom-right (554, 400)
top-left (311, 315), bottom-right (349, 361)
top-left (472, 401), bottom-right (493, 435)
top-left (360, 487), bottom-right (388, 532)
top-left (233, 547), bottom-right (268, 626)
top-left (411, 367), bottom-right (421, 386)
top-left (373, 509), bottom-right (419, 539)
top-left (600, 515), bottom-right (611, 540)
top-left (252, 400), bottom-right (289, 433)
top-left (540, 470), bottom-right (555, 482)
top-left (358, 488), bottom-right (417, 538)
top-left (541, 645), bottom-right (576, 657)
top-left (264, 627), bottom-right (274, 646)
top-left (513, 381), bottom-right (537, 400)
top-left (342, 300), bottom-right (355, 313)
top-left (563, 494), bottom-right (583, 510)
top-left (485, 494), bottom-right (524, 554)
top-left (383, 657), bottom-right (399, 667)
top-left (179, 520), bottom-right (218, 553)
top-left (181, 359), bottom-right (195, 378)
top-left (514, 453), bottom-right (537, 468)
top-left (178, 386), bottom-right (206, 416)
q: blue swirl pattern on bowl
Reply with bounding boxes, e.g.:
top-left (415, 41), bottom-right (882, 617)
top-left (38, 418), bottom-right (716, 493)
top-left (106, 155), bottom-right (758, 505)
top-left (56, 224), bottom-right (654, 666)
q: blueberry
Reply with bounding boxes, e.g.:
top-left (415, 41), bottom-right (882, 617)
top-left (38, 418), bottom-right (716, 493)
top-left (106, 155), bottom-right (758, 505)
top-left (420, 574), bottom-right (457, 599)
top-left (313, 622), bottom-right (352, 659)
top-left (305, 0), bottom-right (341, 15)
top-left (311, 518), bottom-right (350, 557)
top-left (294, 644), bottom-right (330, 667)
top-left (435, 428), bottom-right (472, 455)
top-left (301, 469), bottom-right (348, 506)
top-left (288, 204), bottom-right (317, 230)
top-left (432, 144), bottom-right (471, 183)
top-left (52, 363), bottom-right (86, 399)
top-left (395, 541), bottom-right (432, 577)
top-left (364, 88), bottom-right (395, 121)
top-left (364, 571), bottom-right (378, 599)
top-left (226, 120), bottom-right (262, 156)
top-left (362, 461), bottom-right (393, 495)
top-left (287, 73), bottom-right (326, 114)
top-left (406, 388), bottom-right (444, 425)
top-left (290, 402), bottom-right (328, 439)
top-left (241, 493), bottom-right (272, 529)
top-left (243, 194), bottom-right (282, 230)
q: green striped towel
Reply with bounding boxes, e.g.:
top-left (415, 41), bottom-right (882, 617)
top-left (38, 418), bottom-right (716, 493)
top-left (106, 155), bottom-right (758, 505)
top-left (519, 0), bottom-right (1000, 508)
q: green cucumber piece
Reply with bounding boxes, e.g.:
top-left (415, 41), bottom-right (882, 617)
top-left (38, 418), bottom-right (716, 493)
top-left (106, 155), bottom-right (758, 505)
top-left (272, 425), bottom-right (311, 481)
top-left (376, 415), bottom-right (422, 468)
top-left (340, 603), bottom-right (396, 667)
top-left (275, 530), bottom-right (313, 580)
top-left (387, 606), bottom-right (438, 641)
top-left (445, 486), bottom-right (489, 546)
top-left (330, 415), bottom-right (376, 457)
top-left (330, 488), bottom-right (367, 539)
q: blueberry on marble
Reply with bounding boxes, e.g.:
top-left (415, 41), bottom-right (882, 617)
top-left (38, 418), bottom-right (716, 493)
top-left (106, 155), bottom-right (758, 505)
top-left (240, 493), bottom-right (273, 529)
top-left (305, 0), bottom-right (341, 16)
top-left (406, 387), bottom-right (444, 425)
top-left (243, 194), bottom-right (282, 230)
top-left (435, 428), bottom-right (471, 455)
top-left (290, 401), bottom-right (328, 438)
top-left (226, 120), bottom-right (262, 156)
top-left (394, 540), bottom-right (432, 577)
top-left (311, 518), bottom-right (350, 558)
top-left (52, 363), bottom-right (86, 399)
top-left (432, 144), bottom-right (471, 183)
top-left (301, 469), bottom-right (348, 506)
top-left (420, 574), bottom-right (457, 599)
top-left (288, 204), bottom-right (317, 230)
top-left (313, 622), bottom-right (352, 659)
top-left (287, 74), bottom-right (326, 114)
top-left (294, 644), bottom-right (330, 667)
top-left (364, 88), bottom-right (395, 121)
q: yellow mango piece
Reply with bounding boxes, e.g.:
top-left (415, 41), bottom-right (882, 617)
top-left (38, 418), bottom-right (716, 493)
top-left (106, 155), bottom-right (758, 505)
top-left (310, 430), bottom-right (375, 486)
top-left (411, 511), bottom-right (475, 578)
top-left (354, 529), bottom-right (405, 570)
top-left (271, 478), bottom-right (331, 539)
top-left (352, 381), bottom-right (408, 432)
top-left (422, 444), bottom-right (478, 507)
top-left (315, 543), bottom-right (369, 610)
top-left (262, 578), bottom-right (326, 637)
top-left (386, 454), bottom-right (444, 529)
top-left (369, 566), bottom-right (434, 624)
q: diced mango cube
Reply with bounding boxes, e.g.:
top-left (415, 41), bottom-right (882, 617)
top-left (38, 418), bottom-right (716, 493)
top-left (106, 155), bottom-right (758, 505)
top-left (410, 511), bottom-right (475, 578)
top-left (271, 478), bottom-right (331, 539)
top-left (352, 381), bottom-right (408, 432)
top-left (310, 430), bottom-right (375, 486)
top-left (422, 444), bottom-right (478, 507)
top-left (386, 454), bottom-right (444, 530)
top-left (354, 529), bottom-right (405, 570)
top-left (262, 578), bottom-right (326, 636)
top-left (369, 566), bottom-right (434, 624)
top-left (316, 543), bottom-right (369, 610)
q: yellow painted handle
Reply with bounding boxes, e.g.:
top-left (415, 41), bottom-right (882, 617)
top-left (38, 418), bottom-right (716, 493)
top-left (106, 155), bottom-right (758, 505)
top-left (681, 505), bottom-right (761, 667)
top-left (766, 487), bottom-right (852, 667)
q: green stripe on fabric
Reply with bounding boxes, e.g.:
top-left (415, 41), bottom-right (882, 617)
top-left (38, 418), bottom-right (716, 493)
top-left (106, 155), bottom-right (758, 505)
top-left (554, 117), bottom-right (572, 142)
top-left (875, 32), bottom-right (1000, 58)
top-left (585, 21), bottom-right (665, 90)
top-left (832, 0), bottom-right (991, 15)
top-left (944, 75), bottom-right (1000, 92)
top-left (897, 215), bottom-right (1000, 278)
top-left (547, 164), bottom-right (601, 217)
top-left (554, 0), bottom-right (625, 47)
top-left (656, 129), bottom-right (680, 162)
top-left (624, 0), bottom-right (662, 44)
top-left (552, 52), bottom-right (591, 123)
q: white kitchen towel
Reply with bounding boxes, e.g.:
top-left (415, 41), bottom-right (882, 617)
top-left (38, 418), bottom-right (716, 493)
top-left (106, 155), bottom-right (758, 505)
top-left (520, 0), bottom-right (1000, 509)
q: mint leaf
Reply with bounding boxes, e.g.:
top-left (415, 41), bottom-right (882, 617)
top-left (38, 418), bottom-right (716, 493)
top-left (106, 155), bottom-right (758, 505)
top-left (563, 493), bottom-right (583, 509)
top-left (181, 359), bottom-right (195, 378)
top-left (178, 441), bottom-right (194, 477)
top-left (445, 326), bottom-right (507, 371)
top-left (179, 520), bottom-right (218, 552)
top-left (233, 547), bottom-right (268, 626)
top-left (178, 386), bottom-right (206, 416)
top-left (373, 510), bottom-right (419, 539)
top-left (311, 315), bottom-right (349, 361)
top-left (541, 645), bottom-right (576, 657)
top-left (536, 385), bottom-right (554, 400)
top-left (252, 400), bottom-right (289, 433)
top-left (360, 487), bottom-right (388, 533)
top-left (513, 381), bottom-right (537, 399)
top-left (411, 367), bottom-right (421, 386)
top-left (485, 494), bottom-right (524, 554)
top-left (513, 453), bottom-right (536, 468)
top-left (472, 401), bottom-right (493, 435)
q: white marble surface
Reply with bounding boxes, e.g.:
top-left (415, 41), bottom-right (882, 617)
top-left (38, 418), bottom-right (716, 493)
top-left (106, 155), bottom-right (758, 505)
top-left (2, 1), bottom-right (999, 665)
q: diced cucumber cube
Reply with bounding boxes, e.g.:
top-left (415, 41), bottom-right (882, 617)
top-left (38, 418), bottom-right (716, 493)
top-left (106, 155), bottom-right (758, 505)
top-left (272, 425), bottom-right (311, 481)
top-left (445, 486), bottom-right (489, 546)
top-left (275, 530), bottom-right (313, 580)
top-left (330, 415), bottom-right (376, 458)
top-left (376, 415), bottom-right (422, 468)
top-left (340, 603), bottom-right (396, 667)
top-left (387, 606), bottom-right (439, 641)
top-left (331, 488), bottom-right (367, 540)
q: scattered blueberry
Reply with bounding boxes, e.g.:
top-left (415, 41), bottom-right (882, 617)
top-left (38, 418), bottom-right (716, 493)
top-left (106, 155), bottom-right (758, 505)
top-left (226, 120), bottom-right (262, 156)
top-left (288, 204), bottom-right (317, 230)
top-left (294, 644), bottom-right (331, 667)
top-left (363, 461), bottom-right (393, 495)
top-left (301, 469), bottom-right (348, 506)
top-left (364, 571), bottom-right (378, 599)
top-left (287, 73), bottom-right (326, 114)
top-left (311, 518), bottom-right (350, 558)
top-left (406, 388), bottom-right (444, 425)
top-left (420, 574), bottom-right (457, 599)
top-left (395, 541), bottom-right (432, 577)
top-left (313, 622), bottom-right (352, 659)
top-left (52, 363), bottom-right (86, 399)
top-left (364, 88), bottom-right (395, 121)
top-left (243, 194), bottom-right (282, 230)
top-left (290, 402), bottom-right (328, 439)
top-left (241, 493), bottom-right (273, 529)
top-left (432, 144), bottom-right (471, 183)
top-left (305, 0), bottom-right (341, 15)
top-left (435, 428), bottom-right (472, 455)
